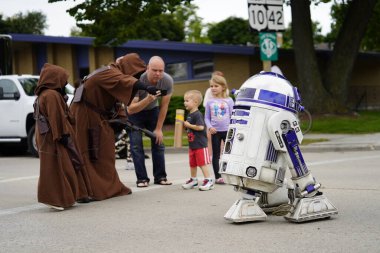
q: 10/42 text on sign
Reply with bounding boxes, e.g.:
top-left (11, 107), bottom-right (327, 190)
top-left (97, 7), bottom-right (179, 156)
top-left (248, 0), bottom-right (285, 32)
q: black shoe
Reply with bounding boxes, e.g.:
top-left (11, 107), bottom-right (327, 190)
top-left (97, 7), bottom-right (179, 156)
top-left (77, 197), bottom-right (91, 203)
top-left (144, 154), bottom-right (150, 159)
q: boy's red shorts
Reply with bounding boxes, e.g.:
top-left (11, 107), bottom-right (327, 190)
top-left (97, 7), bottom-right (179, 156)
top-left (189, 147), bottom-right (211, 167)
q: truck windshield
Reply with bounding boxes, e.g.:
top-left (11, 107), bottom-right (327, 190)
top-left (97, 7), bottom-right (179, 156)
top-left (19, 77), bottom-right (39, 96)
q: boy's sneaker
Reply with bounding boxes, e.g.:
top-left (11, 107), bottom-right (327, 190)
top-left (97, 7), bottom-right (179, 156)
top-left (215, 178), bottom-right (225, 184)
top-left (182, 178), bottom-right (198, 189)
top-left (199, 179), bottom-right (214, 191)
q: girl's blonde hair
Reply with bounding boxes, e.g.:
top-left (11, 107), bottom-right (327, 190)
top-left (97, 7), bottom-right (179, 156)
top-left (184, 90), bottom-right (203, 105)
top-left (210, 74), bottom-right (229, 98)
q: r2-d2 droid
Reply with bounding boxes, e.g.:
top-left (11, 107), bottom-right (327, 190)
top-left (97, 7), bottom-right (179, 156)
top-left (220, 72), bottom-right (338, 223)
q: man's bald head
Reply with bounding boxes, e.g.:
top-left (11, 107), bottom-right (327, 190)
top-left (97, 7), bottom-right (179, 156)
top-left (147, 56), bottom-right (165, 84)
top-left (148, 56), bottom-right (164, 66)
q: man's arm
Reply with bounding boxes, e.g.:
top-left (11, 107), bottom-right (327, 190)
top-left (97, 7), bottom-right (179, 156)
top-left (127, 94), bottom-right (158, 115)
top-left (154, 94), bottom-right (171, 144)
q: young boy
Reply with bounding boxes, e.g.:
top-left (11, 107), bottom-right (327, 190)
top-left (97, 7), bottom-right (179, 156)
top-left (182, 90), bottom-right (214, 191)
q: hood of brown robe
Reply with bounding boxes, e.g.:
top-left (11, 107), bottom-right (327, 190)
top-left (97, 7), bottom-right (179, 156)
top-left (114, 53), bottom-right (146, 77)
top-left (35, 63), bottom-right (69, 95)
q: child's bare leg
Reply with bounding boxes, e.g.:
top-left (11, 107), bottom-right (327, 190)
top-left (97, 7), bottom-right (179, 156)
top-left (207, 131), bottom-right (212, 155)
top-left (190, 166), bottom-right (198, 178)
top-left (199, 164), bottom-right (211, 178)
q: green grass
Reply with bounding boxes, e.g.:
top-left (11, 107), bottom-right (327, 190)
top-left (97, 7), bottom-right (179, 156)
top-left (143, 135), bottom-right (188, 147)
top-left (152, 110), bottom-right (380, 147)
top-left (301, 110), bottom-right (380, 134)
top-left (143, 130), bottom-right (188, 147)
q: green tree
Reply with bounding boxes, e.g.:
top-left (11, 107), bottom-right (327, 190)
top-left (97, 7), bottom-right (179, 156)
top-left (122, 14), bottom-right (184, 41)
top-left (172, 2), bottom-right (210, 43)
top-left (74, 12), bottom-right (184, 42)
top-left (207, 17), bottom-right (258, 45)
top-left (70, 26), bottom-right (82, 37)
top-left (325, 1), bottom-right (380, 52)
top-left (264, 21), bottom-right (324, 49)
top-left (0, 11), bottom-right (47, 34)
top-left (0, 14), bottom-right (11, 33)
top-left (290, 0), bottom-right (378, 113)
top-left (361, 1), bottom-right (380, 51)
top-left (49, 0), bottom-right (191, 46)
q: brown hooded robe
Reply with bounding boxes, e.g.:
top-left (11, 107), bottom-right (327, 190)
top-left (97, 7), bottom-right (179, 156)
top-left (35, 63), bottom-right (90, 208)
top-left (70, 53), bottom-right (146, 200)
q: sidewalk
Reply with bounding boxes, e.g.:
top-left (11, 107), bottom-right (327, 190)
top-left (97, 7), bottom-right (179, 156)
top-left (300, 133), bottom-right (380, 152)
top-left (164, 133), bottom-right (380, 153)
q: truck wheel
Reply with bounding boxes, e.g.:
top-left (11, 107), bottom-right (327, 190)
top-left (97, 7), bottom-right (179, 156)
top-left (27, 125), bottom-right (39, 157)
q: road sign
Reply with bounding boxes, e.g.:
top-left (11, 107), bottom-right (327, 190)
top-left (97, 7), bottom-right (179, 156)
top-left (248, 0), bottom-right (285, 32)
top-left (259, 32), bottom-right (278, 61)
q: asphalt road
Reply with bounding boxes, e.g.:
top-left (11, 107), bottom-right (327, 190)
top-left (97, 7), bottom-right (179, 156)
top-left (1, 150), bottom-right (380, 253)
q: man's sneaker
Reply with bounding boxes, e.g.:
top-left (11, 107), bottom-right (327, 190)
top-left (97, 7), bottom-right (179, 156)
top-left (199, 179), bottom-right (214, 191)
top-left (182, 178), bottom-right (198, 189)
top-left (215, 178), bottom-right (225, 184)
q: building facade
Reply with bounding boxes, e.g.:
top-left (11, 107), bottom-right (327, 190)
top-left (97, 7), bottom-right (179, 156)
top-left (6, 33), bottom-right (380, 109)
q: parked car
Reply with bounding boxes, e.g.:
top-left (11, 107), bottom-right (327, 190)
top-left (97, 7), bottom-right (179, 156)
top-left (0, 75), bottom-right (74, 157)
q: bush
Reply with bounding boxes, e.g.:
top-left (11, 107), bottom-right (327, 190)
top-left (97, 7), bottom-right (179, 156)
top-left (165, 96), bottom-right (205, 124)
top-left (165, 96), bottom-right (184, 124)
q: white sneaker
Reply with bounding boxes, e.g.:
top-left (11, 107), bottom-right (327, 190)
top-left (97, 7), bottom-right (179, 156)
top-left (45, 204), bottom-right (64, 211)
top-left (125, 161), bottom-right (135, 170)
top-left (199, 179), bottom-right (214, 191)
top-left (182, 178), bottom-right (198, 189)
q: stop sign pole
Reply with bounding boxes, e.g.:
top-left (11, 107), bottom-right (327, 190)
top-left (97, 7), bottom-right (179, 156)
top-left (247, 0), bottom-right (285, 71)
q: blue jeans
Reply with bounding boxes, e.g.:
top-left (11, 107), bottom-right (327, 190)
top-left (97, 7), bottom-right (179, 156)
top-left (128, 107), bottom-right (167, 183)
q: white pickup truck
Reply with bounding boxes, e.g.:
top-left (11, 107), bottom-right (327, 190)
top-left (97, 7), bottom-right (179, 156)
top-left (0, 75), bottom-right (74, 156)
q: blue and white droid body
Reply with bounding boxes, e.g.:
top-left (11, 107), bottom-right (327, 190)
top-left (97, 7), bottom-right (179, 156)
top-left (220, 72), bottom-right (338, 223)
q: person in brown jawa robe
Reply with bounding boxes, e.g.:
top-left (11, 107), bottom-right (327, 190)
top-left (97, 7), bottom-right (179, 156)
top-left (34, 63), bottom-right (91, 211)
top-left (70, 53), bottom-right (158, 201)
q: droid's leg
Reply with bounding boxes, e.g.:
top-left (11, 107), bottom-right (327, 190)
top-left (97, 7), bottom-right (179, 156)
top-left (224, 189), bottom-right (267, 222)
top-left (258, 178), bottom-right (294, 215)
top-left (282, 130), bottom-right (338, 222)
top-left (224, 178), bottom-right (294, 222)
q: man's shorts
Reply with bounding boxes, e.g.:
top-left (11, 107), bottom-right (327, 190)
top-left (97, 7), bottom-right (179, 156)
top-left (189, 147), bottom-right (211, 167)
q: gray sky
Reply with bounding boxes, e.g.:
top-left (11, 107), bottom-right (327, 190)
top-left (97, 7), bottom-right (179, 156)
top-left (0, 0), bottom-right (332, 37)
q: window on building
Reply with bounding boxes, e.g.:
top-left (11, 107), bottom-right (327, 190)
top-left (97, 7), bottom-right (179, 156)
top-left (192, 59), bottom-right (214, 79)
top-left (166, 62), bottom-right (188, 81)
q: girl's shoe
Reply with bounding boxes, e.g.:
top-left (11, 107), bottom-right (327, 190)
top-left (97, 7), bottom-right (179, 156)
top-left (215, 178), bottom-right (225, 184)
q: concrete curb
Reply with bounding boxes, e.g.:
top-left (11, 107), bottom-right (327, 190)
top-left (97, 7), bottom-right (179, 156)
top-left (300, 144), bottom-right (380, 152)
top-left (163, 144), bottom-right (380, 154)
top-left (161, 134), bottom-right (380, 154)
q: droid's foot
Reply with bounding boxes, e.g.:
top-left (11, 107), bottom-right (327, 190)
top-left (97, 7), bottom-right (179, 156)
top-left (284, 195), bottom-right (338, 223)
top-left (224, 199), bottom-right (267, 223)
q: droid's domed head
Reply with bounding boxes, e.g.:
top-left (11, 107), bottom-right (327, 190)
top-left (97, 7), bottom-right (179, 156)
top-left (235, 72), bottom-right (304, 113)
